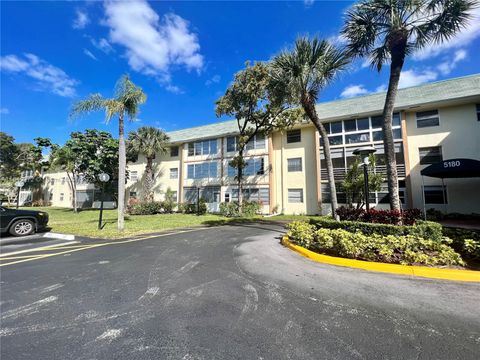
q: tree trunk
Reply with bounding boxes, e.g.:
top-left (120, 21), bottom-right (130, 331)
top-left (237, 149), bottom-right (244, 215)
top-left (118, 112), bottom-right (126, 231)
top-left (66, 172), bottom-right (77, 213)
top-left (301, 96), bottom-right (338, 220)
top-left (382, 51), bottom-right (405, 212)
top-left (144, 157), bottom-right (154, 202)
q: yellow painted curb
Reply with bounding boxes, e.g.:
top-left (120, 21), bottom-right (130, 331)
top-left (281, 235), bottom-right (480, 283)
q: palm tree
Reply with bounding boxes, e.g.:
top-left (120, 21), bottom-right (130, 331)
top-left (342, 0), bottom-right (474, 211)
top-left (127, 126), bottom-right (169, 201)
top-left (271, 37), bottom-right (349, 219)
top-left (70, 75), bottom-right (146, 231)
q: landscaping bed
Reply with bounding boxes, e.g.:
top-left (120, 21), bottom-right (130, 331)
top-left (287, 219), bottom-right (478, 268)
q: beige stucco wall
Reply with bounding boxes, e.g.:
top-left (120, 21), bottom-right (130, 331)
top-left (272, 125), bottom-right (319, 215)
top-left (406, 102), bottom-right (480, 213)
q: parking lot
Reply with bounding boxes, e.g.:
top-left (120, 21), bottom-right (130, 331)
top-left (1, 224), bottom-right (479, 360)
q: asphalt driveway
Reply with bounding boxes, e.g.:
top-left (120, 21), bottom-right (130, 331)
top-left (1, 223), bottom-right (479, 359)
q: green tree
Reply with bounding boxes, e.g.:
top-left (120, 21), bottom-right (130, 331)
top-left (127, 126), bottom-right (169, 201)
top-left (341, 0), bottom-right (474, 211)
top-left (216, 61), bottom-right (302, 212)
top-left (271, 37), bottom-right (349, 218)
top-left (342, 154), bottom-right (384, 209)
top-left (70, 75), bottom-right (146, 231)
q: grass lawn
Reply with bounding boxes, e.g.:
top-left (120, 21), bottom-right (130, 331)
top-left (19, 207), bottom-right (231, 239)
top-left (17, 207), bottom-right (317, 239)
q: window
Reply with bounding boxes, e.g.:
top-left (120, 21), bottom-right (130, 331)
top-left (226, 136), bottom-right (237, 152)
top-left (287, 158), bottom-right (302, 172)
top-left (345, 132), bottom-right (370, 144)
top-left (286, 129), bottom-right (301, 143)
top-left (187, 162), bottom-right (218, 179)
top-left (170, 146), bottom-right (179, 157)
top-left (61, 177), bottom-right (65, 185)
top-left (424, 186), bottom-right (447, 204)
top-left (419, 146), bottom-right (443, 165)
top-left (130, 171), bottom-right (138, 182)
top-left (246, 133), bottom-right (266, 150)
top-left (224, 193), bottom-right (230, 203)
top-left (416, 110), bottom-right (439, 128)
top-left (476, 104), bottom-right (480, 121)
top-left (229, 158), bottom-right (264, 177)
top-left (129, 191), bottom-right (137, 199)
top-left (327, 121), bottom-right (342, 134)
top-left (60, 193), bottom-right (64, 201)
top-left (288, 189), bottom-right (303, 203)
top-left (170, 168), bottom-right (178, 179)
top-left (50, 178), bottom-right (55, 185)
top-left (188, 139), bottom-right (217, 156)
top-left (231, 187), bottom-right (269, 204)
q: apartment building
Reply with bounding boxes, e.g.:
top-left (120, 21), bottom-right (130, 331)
top-left (43, 74), bottom-right (480, 215)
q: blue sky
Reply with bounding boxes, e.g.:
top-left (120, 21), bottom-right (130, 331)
top-left (1, 0), bottom-right (479, 145)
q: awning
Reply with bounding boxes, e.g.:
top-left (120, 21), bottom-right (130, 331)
top-left (421, 158), bottom-right (480, 179)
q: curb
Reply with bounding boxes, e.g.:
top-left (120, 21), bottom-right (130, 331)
top-left (281, 235), bottom-right (480, 283)
top-left (0, 232), bottom-right (75, 246)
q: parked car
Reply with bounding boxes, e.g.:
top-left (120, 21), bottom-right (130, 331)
top-left (0, 206), bottom-right (49, 236)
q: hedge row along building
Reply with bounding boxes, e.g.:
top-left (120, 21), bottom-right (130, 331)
top-left (42, 74), bottom-right (480, 215)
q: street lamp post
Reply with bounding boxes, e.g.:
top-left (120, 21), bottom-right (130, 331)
top-left (97, 173), bottom-right (110, 230)
top-left (353, 146), bottom-right (377, 211)
top-left (15, 180), bottom-right (25, 209)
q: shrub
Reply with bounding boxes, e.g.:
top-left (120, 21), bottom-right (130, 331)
top-left (242, 201), bottom-right (261, 217)
top-left (32, 199), bottom-right (51, 207)
top-left (126, 201), bottom-right (163, 215)
top-left (178, 199), bottom-right (207, 215)
top-left (362, 208), bottom-right (402, 224)
top-left (287, 221), bottom-right (316, 248)
top-left (443, 227), bottom-right (480, 262)
top-left (220, 202), bottom-right (239, 217)
top-left (219, 201), bottom-right (261, 217)
top-left (163, 188), bottom-right (176, 214)
top-left (287, 221), bottom-right (464, 266)
top-left (335, 206), bottom-right (423, 225)
top-left (309, 217), bottom-right (443, 242)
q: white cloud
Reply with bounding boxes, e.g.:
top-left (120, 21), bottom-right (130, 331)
top-left (73, 9), bottom-right (89, 30)
top-left (0, 54), bottom-right (78, 97)
top-left (103, 0), bottom-right (204, 90)
top-left (340, 84), bottom-right (369, 98)
top-left (0, 108), bottom-right (9, 115)
top-left (437, 49), bottom-right (467, 75)
top-left (83, 49), bottom-right (98, 61)
top-left (304, 0), bottom-right (315, 7)
top-left (398, 69), bottom-right (437, 88)
top-left (413, 7), bottom-right (480, 60)
top-left (90, 37), bottom-right (114, 54)
top-left (375, 84), bottom-right (387, 93)
top-left (205, 74), bottom-right (221, 86)
top-left (165, 84), bottom-right (184, 94)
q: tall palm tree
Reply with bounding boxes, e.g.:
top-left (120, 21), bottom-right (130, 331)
top-left (127, 126), bottom-right (169, 201)
top-left (70, 75), bottom-right (146, 231)
top-left (271, 37), bottom-right (349, 218)
top-left (342, 0), bottom-right (474, 211)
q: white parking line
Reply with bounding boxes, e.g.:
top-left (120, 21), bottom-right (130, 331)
top-left (0, 241), bottom-right (80, 257)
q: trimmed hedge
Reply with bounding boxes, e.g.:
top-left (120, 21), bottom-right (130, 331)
top-left (443, 227), bottom-right (480, 262)
top-left (309, 217), bottom-right (443, 242)
top-left (335, 206), bottom-right (422, 225)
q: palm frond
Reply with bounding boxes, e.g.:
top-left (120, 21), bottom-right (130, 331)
top-left (70, 94), bottom-right (105, 120)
